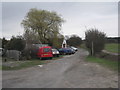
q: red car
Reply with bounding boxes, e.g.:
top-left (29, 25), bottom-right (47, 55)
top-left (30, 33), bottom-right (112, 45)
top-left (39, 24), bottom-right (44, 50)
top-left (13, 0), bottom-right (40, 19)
top-left (37, 46), bottom-right (53, 59)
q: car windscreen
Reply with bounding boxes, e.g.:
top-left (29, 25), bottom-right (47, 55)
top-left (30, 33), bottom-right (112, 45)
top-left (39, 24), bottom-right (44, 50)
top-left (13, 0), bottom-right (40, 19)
top-left (59, 49), bottom-right (63, 51)
top-left (52, 49), bottom-right (57, 52)
top-left (43, 48), bottom-right (51, 52)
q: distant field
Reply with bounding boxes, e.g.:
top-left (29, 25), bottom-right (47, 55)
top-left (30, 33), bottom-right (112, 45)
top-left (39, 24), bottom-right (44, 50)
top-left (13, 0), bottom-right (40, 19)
top-left (104, 43), bottom-right (119, 53)
top-left (80, 43), bottom-right (119, 53)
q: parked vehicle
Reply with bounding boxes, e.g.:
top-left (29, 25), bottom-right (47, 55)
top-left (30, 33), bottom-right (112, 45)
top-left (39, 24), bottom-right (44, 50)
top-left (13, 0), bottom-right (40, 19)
top-left (66, 48), bottom-right (76, 54)
top-left (52, 49), bottom-right (60, 57)
top-left (37, 46), bottom-right (53, 59)
top-left (68, 48), bottom-right (76, 54)
top-left (70, 46), bottom-right (78, 51)
top-left (59, 48), bottom-right (73, 55)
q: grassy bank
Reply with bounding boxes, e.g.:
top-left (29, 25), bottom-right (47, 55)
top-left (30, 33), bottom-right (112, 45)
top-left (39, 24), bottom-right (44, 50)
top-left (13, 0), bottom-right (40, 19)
top-left (104, 43), bottom-right (119, 53)
top-left (2, 59), bottom-right (46, 70)
top-left (86, 56), bottom-right (118, 71)
top-left (2, 55), bottom-right (64, 70)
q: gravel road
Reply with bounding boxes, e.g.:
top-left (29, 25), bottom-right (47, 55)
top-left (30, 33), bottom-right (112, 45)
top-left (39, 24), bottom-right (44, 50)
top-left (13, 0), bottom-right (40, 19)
top-left (2, 49), bottom-right (118, 88)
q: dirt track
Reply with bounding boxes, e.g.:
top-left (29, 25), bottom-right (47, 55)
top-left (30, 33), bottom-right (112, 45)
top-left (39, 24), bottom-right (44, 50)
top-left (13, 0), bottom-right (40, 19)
top-left (2, 49), bottom-right (118, 88)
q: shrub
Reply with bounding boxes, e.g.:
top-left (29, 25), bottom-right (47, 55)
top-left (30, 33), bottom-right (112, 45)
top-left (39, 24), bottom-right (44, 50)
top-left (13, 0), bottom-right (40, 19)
top-left (21, 44), bottom-right (39, 60)
top-left (85, 28), bottom-right (106, 56)
top-left (6, 36), bottom-right (25, 51)
top-left (66, 35), bottom-right (82, 47)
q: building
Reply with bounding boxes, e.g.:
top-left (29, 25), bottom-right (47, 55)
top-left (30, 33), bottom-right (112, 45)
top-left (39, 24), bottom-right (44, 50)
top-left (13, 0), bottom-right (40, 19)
top-left (62, 39), bottom-right (67, 48)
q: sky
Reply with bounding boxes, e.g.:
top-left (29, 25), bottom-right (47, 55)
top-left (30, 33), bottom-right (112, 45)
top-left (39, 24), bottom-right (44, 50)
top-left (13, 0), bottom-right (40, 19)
top-left (1, 1), bottom-right (119, 40)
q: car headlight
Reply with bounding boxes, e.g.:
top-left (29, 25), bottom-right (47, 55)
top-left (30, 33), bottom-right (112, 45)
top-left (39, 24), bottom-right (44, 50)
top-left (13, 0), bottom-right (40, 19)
top-left (57, 51), bottom-right (59, 54)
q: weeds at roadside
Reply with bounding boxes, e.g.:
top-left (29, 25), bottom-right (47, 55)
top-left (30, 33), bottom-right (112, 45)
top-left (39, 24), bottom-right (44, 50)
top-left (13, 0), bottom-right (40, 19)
top-left (86, 56), bottom-right (118, 71)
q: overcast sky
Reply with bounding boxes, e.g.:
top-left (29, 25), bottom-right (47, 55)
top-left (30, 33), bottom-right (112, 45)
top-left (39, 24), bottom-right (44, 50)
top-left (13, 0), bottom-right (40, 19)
top-left (1, 2), bottom-right (118, 39)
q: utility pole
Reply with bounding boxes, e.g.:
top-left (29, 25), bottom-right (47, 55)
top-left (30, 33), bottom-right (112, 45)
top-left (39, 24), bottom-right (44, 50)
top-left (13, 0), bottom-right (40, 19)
top-left (92, 41), bottom-right (94, 56)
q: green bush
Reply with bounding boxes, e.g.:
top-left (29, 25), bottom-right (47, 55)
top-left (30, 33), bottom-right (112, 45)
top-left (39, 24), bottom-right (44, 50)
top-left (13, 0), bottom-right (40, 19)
top-left (85, 28), bottom-right (106, 56)
top-left (6, 36), bottom-right (25, 51)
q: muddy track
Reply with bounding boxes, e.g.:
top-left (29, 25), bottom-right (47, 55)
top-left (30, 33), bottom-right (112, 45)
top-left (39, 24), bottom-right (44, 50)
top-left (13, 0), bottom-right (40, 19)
top-left (2, 48), bottom-right (118, 88)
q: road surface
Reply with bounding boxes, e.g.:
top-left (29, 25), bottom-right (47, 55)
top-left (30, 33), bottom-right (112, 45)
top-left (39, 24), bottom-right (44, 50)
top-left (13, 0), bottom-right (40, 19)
top-left (2, 49), bottom-right (118, 88)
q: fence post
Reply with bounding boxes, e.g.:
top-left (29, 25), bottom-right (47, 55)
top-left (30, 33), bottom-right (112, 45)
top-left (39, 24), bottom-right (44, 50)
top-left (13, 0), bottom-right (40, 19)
top-left (92, 41), bottom-right (94, 56)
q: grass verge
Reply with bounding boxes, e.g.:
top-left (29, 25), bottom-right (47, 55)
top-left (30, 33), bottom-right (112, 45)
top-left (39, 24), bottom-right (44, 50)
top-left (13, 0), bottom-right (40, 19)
top-left (86, 56), bottom-right (118, 71)
top-left (2, 59), bottom-right (46, 70)
top-left (2, 55), bottom-right (65, 70)
top-left (104, 43), bottom-right (119, 53)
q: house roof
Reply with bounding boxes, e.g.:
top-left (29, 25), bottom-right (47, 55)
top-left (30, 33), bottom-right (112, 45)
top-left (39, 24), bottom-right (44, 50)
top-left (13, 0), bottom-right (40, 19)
top-left (62, 39), bottom-right (67, 44)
